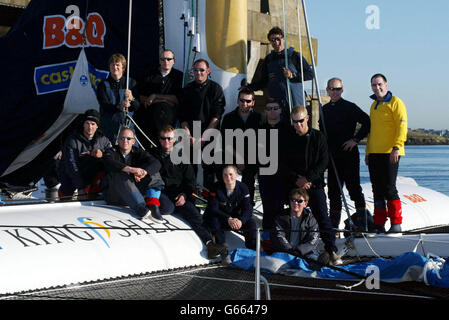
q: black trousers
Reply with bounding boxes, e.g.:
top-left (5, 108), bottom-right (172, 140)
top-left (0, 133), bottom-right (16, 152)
top-left (327, 148), bottom-right (366, 213)
top-left (368, 153), bottom-right (400, 207)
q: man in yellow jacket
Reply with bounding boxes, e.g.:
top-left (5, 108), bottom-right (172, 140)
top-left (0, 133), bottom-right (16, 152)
top-left (366, 74), bottom-right (407, 233)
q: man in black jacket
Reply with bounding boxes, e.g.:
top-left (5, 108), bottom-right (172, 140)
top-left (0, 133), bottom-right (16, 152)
top-left (281, 105), bottom-right (342, 266)
top-left (134, 49), bottom-right (183, 149)
top-left (58, 109), bottom-right (112, 199)
top-left (270, 188), bottom-right (319, 259)
top-left (321, 77), bottom-right (371, 229)
top-left (220, 87), bottom-right (265, 203)
top-left (257, 98), bottom-right (290, 230)
top-left (103, 127), bottom-right (169, 224)
top-left (151, 125), bottom-right (227, 259)
top-left (179, 59), bottom-right (226, 191)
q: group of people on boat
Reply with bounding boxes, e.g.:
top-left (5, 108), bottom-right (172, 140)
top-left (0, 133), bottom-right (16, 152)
top-left (49, 26), bottom-right (407, 266)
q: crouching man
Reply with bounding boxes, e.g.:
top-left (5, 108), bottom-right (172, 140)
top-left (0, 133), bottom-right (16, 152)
top-left (103, 127), bottom-right (170, 223)
top-left (58, 109), bottom-right (112, 200)
top-left (270, 188), bottom-right (320, 260)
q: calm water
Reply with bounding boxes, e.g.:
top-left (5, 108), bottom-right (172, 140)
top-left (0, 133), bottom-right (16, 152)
top-left (359, 145), bottom-right (449, 197)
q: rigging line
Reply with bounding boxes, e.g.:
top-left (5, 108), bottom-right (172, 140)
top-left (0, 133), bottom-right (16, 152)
top-left (125, 113), bottom-right (157, 147)
top-left (296, 0), bottom-right (306, 106)
top-left (300, 0), bottom-right (354, 233)
top-left (126, 0), bottom-right (132, 91)
top-left (281, 0), bottom-right (293, 118)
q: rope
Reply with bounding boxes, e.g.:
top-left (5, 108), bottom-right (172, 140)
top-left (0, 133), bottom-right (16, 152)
top-left (299, 0), bottom-right (355, 242)
top-left (281, 0), bottom-right (293, 116)
top-left (295, 0), bottom-right (306, 105)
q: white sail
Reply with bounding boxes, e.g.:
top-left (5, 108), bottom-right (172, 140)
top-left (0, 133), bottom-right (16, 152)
top-left (63, 47), bottom-right (99, 113)
top-left (1, 49), bottom-right (100, 177)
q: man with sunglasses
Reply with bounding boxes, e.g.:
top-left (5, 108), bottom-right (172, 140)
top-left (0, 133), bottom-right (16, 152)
top-left (134, 49), bottom-right (183, 149)
top-left (321, 77), bottom-right (371, 232)
top-left (151, 125), bottom-right (228, 259)
top-left (281, 105), bottom-right (342, 266)
top-left (179, 59), bottom-right (226, 191)
top-left (270, 188), bottom-right (319, 260)
top-left (246, 26), bottom-right (313, 120)
top-left (103, 127), bottom-right (169, 224)
top-left (220, 87), bottom-right (265, 203)
top-left (257, 98), bottom-right (290, 230)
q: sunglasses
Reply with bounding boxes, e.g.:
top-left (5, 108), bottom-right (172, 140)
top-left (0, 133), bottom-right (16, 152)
top-left (269, 36), bottom-right (283, 42)
top-left (160, 57), bottom-right (174, 61)
top-left (119, 136), bottom-right (134, 141)
top-left (193, 68), bottom-right (206, 72)
top-left (290, 198), bottom-right (305, 204)
top-left (292, 117), bottom-right (307, 124)
top-left (266, 106), bottom-right (280, 111)
top-left (239, 98), bottom-right (253, 104)
top-left (328, 87), bottom-right (342, 91)
top-left (159, 136), bottom-right (174, 141)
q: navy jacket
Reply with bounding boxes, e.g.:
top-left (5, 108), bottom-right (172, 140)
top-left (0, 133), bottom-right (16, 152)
top-left (204, 180), bottom-right (253, 224)
top-left (249, 47), bottom-right (313, 106)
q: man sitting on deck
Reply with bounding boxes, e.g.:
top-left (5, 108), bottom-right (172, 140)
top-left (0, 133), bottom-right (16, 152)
top-left (58, 109), bottom-right (112, 200)
top-left (102, 127), bottom-right (170, 224)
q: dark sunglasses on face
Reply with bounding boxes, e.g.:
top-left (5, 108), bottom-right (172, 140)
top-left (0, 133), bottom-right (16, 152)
top-left (119, 136), bottom-right (134, 141)
top-left (159, 136), bottom-right (174, 141)
top-left (270, 36), bottom-right (283, 42)
top-left (328, 87), bottom-right (342, 91)
top-left (239, 98), bottom-right (253, 104)
top-left (292, 117), bottom-right (306, 124)
top-left (160, 57), bottom-right (174, 61)
top-left (266, 106), bottom-right (280, 111)
top-left (194, 68), bottom-right (206, 72)
top-left (290, 198), bottom-right (305, 204)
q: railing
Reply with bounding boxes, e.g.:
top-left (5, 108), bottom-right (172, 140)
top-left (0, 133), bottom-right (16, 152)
top-left (255, 228), bottom-right (271, 300)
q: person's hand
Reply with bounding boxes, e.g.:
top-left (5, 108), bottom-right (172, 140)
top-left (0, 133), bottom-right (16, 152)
top-left (228, 218), bottom-right (242, 230)
top-left (124, 89), bottom-right (134, 102)
top-left (90, 149), bottom-right (103, 158)
top-left (296, 175), bottom-right (311, 189)
top-left (342, 139), bottom-right (358, 151)
top-left (120, 99), bottom-right (130, 112)
top-left (146, 93), bottom-right (157, 106)
top-left (390, 149), bottom-right (400, 163)
top-left (175, 193), bottom-right (186, 206)
top-left (283, 67), bottom-right (293, 79)
top-left (132, 167), bottom-right (147, 182)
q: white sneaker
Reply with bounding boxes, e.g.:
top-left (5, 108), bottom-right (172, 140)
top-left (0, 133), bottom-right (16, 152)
top-left (141, 210), bottom-right (164, 224)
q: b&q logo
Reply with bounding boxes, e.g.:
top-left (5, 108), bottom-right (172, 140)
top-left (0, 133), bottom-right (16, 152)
top-left (403, 194), bottom-right (427, 203)
top-left (43, 12), bottom-right (106, 49)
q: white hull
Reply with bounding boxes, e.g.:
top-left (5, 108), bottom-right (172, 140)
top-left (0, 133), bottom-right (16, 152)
top-left (0, 200), bottom-right (244, 295)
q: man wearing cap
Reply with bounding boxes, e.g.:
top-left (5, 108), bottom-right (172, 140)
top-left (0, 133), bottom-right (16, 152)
top-left (58, 109), bottom-right (112, 199)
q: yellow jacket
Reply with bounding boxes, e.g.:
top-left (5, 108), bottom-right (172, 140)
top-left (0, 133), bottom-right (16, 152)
top-left (366, 92), bottom-right (408, 156)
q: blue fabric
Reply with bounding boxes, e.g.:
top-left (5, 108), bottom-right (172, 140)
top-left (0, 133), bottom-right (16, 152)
top-left (146, 188), bottom-right (161, 199)
top-left (231, 248), bottom-right (449, 288)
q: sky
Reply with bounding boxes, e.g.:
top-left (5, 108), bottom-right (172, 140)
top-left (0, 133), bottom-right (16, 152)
top-left (304, 0), bottom-right (449, 130)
